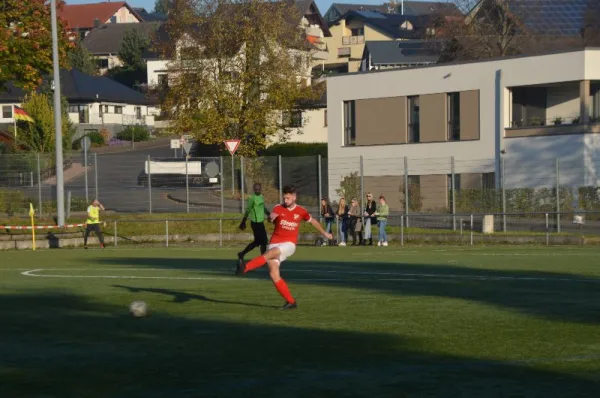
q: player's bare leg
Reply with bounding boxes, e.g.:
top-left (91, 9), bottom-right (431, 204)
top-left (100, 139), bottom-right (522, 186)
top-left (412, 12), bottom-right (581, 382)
top-left (267, 259), bottom-right (297, 310)
top-left (235, 247), bottom-right (281, 276)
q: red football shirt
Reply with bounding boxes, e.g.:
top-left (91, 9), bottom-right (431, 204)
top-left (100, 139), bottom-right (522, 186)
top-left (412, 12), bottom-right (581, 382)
top-left (270, 204), bottom-right (312, 244)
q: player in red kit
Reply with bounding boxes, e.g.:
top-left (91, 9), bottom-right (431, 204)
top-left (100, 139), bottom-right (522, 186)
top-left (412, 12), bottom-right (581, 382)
top-left (235, 185), bottom-right (333, 310)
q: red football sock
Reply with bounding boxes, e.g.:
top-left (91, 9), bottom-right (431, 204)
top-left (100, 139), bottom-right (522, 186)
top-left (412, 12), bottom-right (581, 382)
top-left (244, 255), bottom-right (266, 272)
top-left (274, 279), bottom-right (295, 304)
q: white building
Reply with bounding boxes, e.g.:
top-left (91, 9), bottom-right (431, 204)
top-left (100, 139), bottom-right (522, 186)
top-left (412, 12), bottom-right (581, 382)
top-left (0, 69), bottom-right (157, 141)
top-left (326, 48), bottom-right (600, 210)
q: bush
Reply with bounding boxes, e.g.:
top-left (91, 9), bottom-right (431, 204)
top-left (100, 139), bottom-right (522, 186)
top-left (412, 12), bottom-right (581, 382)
top-left (262, 142), bottom-right (327, 157)
top-left (117, 125), bottom-right (150, 142)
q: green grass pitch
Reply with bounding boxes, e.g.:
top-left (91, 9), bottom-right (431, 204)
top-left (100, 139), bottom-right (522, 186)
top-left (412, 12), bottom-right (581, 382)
top-left (1, 245), bottom-right (600, 397)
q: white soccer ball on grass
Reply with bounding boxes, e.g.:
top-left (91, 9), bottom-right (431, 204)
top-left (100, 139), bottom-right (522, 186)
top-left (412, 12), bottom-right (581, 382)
top-left (129, 301), bottom-right (148, 317)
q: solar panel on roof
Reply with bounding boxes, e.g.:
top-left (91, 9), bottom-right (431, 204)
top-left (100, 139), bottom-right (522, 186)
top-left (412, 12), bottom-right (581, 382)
top-left (355, 10), bottom-right (386, 19)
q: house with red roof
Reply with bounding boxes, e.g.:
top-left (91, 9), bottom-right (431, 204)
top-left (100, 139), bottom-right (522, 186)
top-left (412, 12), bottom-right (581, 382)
top-left (60, 1), bottom-right (144, 39)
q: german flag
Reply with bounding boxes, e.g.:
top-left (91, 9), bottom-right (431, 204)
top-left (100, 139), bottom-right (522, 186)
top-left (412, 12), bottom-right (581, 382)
top-left (14, 105), bottom-right (34, 123)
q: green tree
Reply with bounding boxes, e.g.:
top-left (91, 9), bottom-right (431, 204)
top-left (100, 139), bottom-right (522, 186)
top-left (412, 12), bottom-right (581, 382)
top-left (0, 0), bottom-right (72, 90)
top-left (119, 28), bottom-right (150, 69)
top-left (108, 28), bottom-right (150, 88)
top-left (154, 0), bottom-right (171, 14)
top-left (68, 37), bottom-right (97, 75)
top-left (16, 91), bottom-right (74, 153)
top-left (162, 0), bottom-right (321, 156)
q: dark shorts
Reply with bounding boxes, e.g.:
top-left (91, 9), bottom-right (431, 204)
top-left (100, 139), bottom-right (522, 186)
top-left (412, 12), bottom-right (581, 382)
top-left (251, 221), bottom-right (268, 245)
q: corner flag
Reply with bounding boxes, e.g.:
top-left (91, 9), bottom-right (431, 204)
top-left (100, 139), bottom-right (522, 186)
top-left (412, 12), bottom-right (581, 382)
top-left (29, 203), bottom-right (36, 250)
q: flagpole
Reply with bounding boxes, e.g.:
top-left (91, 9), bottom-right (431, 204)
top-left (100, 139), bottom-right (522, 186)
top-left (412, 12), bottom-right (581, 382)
top-left (13, 104), bottom-right (17, 142)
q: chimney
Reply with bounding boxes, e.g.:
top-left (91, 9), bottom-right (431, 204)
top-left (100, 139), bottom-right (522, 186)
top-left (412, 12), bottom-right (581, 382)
top-left (93, 18), bottom-right (100, 29)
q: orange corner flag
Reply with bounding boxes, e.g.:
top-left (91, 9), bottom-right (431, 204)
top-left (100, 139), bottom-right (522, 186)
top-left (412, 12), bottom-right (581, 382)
top-left (14, 106), bottom-right (34, 123)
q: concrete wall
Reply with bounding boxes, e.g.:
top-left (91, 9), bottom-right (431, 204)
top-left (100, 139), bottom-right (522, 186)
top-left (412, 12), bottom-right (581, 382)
top-left (327, 49), bottom-right (600, 200)
top-left (147, 60), bottom-right (170, 87)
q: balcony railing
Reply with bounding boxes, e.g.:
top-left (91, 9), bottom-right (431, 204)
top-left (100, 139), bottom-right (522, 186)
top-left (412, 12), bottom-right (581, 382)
top-left (342, 35), bottom-right (365, 45)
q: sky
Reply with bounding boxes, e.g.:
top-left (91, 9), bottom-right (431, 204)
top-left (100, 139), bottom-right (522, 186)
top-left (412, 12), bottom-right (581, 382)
top-left (64, 0), bottom-right (428, 15)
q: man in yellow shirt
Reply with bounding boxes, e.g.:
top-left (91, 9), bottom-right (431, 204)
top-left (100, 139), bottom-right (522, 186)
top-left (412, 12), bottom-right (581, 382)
top-left (84, 199), bottom-right (105, 249)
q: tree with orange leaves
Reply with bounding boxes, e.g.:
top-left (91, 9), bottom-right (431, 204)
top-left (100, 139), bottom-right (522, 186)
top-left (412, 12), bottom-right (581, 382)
top-left (0, 0), bottom-right (72, 91)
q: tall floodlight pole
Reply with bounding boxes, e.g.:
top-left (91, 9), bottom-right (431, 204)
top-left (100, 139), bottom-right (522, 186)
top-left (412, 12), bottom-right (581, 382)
top-left (51, 0), bottom-right (65, 226)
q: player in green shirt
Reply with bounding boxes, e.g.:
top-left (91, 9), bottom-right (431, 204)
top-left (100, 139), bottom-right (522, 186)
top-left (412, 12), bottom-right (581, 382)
top-left (238, 183), bottom-right (270, 263)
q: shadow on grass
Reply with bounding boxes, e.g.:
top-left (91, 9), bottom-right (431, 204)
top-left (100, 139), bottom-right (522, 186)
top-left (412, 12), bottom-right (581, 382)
top-left (92, 257), bottom-right (600, 325)
top-left (1, 290), bottom-right (599, 397)
top-left (112, 284), bottom-right (278, 308)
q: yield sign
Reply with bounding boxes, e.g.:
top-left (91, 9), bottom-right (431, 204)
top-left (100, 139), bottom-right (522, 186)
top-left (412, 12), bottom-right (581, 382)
top-left (224, 139), bottom-right (241, 155)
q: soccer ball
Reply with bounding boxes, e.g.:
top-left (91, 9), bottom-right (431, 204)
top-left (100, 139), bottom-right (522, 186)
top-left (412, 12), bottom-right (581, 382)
top-left (129, 301), bottom-right (148, 317)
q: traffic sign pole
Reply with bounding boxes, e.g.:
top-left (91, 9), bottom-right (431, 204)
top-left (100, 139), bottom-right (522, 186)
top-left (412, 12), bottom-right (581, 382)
top-left (223, 140), bottom-right (241, 201)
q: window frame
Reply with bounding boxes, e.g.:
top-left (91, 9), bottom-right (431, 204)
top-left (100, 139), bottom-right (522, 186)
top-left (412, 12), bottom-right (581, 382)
top-left (343, 100), bottom-right (356, 146)
top-left (114, 106), bottom-right (123, 115)
top-left (447, 92), bottom-right (461, 141)
top-left (2, 105), bottom-right (12, 119)
top-left (407, 96), bottom-right (420, 143)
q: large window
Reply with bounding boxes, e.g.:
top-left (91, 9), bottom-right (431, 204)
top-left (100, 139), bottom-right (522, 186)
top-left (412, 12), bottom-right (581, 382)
top-left (511, 87), bottom-right (547, 127)
top-left (324, 109), bottom-right (328, 127)
top-left (135, 106), bottom-right (142, 120)
top-left (283, 110), bottom-right (303, 128)
top-left (447, 92), bottom-right (460, 140)
top-left (343, 101), bottom-right (355, 146)
top-left (482, 173), bottom-right (495, 190)
top-left (3, 105), bottom-right (13, 119)
top-left (157, 74), bottom-right (169, 88)
top-left (351, 27), bottom-right (364, 36)
top-left (96, 59), bottom-right (109, 69)
top-left (408, 96), bottom-right (420, 143)
top-left (592, 83), bottom-right (600, 122)
top-left (114, 106), bottom-right (123, 115)
top-left (68, 104), bottom-right (89, 123)
top-left (338, 47), bottom-right (351, 58)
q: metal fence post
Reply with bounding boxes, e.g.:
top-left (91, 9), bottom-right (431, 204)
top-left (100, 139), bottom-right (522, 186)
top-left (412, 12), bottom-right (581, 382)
top-left (219, 218), bottom-right (223, 247)
top-left (94, 153), bottom-right (98, 200)
top-left (556, 158), bottom-right (561, 233)
top-left (66, 191), bottom-right (71, 219)
top-left (114, 221), bottom-right (118, 247)
top-left (84, 142), bottom-right (89, 202)
top-left (317, 154), bottom-right (322, 203)
top-left (220, 156), bottom-right (225, 213)
top-left (165, 220), bottom-right (169, 247)
top-left (278, 155), bottom-right (283, 203)
top-left (37, 153), bottom-right (42, 217)
top-left (400, 215), bottom-right (404, 246)
top-left (148, 155), bottom-right (152, 214)
top-left (359, 155), bottom-right (364, 215)
top-left (404, 156), bottom-right (409, 228)
top-left (240, 156), bottom-right (245, 214)
top-left (185, 155), bottom-right (190, 213)
top-left (545, 213), bottom-right (549, 246)
top-left (470, 214), bottom-right (474, 246)
top-left (501, 156), bottom-right (506, 233)
top-left (451, 156), bottom-right (456, 231)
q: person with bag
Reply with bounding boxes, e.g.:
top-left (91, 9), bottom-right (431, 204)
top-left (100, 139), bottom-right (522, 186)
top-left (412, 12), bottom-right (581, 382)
top-left (363, 192), bottom-right (377, 246)
top-left (375, 194), bottom-right (389, 247)
top-left (336, 197), bottom-right (349, 246)
top-left (348, 198), bottom-right (362, 246)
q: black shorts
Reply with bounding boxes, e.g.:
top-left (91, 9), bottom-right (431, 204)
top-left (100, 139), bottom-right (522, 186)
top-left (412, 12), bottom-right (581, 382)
top-left (250, 221), bottom-right (268, 245)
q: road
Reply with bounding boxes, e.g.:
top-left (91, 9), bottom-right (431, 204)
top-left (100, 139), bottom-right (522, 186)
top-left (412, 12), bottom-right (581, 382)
top-left (57, 144), bottom-right (242, 214)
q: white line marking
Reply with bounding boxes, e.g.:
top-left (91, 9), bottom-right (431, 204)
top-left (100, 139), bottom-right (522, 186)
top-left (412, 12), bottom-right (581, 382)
top-left (19, 267), bottom-right (600, 284)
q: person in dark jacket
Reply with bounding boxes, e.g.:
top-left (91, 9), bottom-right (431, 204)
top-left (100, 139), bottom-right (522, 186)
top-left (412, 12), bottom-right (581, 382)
top-left (320, 198), bottom-right (334, 245)
top-left (336, 197), bottom-right (349, 246)
top-left (363, 192), bottom-right (377, 246)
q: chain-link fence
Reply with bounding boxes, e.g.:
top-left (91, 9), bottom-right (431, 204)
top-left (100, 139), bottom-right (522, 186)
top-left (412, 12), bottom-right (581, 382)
top-left (3, 151), bottom-right (600, 237)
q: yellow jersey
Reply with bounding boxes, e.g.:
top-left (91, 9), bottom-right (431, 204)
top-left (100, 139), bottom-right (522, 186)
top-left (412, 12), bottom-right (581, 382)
top-left (87, 205), bottom-right (101, 224)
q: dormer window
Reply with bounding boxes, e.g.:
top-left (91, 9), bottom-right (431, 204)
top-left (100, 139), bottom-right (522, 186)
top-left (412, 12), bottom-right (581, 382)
top-left (400, 20), bottom-right (413, 30)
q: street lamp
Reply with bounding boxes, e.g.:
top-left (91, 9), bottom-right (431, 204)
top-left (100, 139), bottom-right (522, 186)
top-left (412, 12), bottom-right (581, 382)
top-left (50, 0), bottom-right (65, 226)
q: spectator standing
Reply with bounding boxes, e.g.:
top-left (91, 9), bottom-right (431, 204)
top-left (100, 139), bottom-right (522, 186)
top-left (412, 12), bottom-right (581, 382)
top-left (363, 192), bottom-right (377, 246)
top-left (375, 195), bottom-right (389, 246)
top-left (348, 198), bottom-right (362, 246)
top-left (320, 198), bottom-right (334, 245)
top-left (336, 197), bottom-right (349, 246)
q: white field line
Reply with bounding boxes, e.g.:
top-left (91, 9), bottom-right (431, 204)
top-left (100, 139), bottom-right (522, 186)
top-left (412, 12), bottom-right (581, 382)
top-left (18, 267), bottom-right (600, 284)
